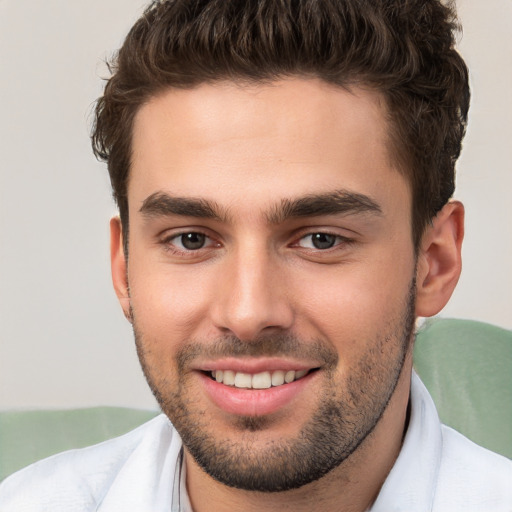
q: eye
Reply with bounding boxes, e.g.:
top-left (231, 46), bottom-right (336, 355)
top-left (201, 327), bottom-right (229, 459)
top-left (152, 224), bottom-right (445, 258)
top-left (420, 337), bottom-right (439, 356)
top-left (166, 232), bottom-right (213, 251)
top-left (180, 232), bottom-right (206, 250)
top-left (297, 233), bottom-right (343, 250)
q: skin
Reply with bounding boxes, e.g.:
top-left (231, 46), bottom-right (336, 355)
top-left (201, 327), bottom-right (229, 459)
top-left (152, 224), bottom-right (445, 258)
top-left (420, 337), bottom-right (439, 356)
top-left (110, 78), bottom-right (464, 512)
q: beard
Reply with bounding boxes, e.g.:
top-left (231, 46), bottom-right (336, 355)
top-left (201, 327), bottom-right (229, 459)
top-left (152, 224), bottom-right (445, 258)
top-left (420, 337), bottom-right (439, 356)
top-left (133, 279), bottom-right (416, 492)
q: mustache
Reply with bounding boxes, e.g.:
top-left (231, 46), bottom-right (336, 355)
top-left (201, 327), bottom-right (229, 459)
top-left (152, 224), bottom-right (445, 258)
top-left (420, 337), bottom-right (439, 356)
top-left (175, 333), bottom-right (339, 371)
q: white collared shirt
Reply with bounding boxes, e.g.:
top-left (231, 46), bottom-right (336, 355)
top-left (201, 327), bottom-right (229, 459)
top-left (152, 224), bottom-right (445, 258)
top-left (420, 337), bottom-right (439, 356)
top-left (1, 372), bottom-right (511, 511)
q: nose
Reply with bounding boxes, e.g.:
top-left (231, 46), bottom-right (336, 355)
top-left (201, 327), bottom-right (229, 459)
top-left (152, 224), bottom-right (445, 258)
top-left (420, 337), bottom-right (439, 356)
top-left (210, 245), bottom-right (294, 341)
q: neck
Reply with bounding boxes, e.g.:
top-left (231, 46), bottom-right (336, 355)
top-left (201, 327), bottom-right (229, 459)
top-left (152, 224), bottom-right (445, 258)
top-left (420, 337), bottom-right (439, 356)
top-left (186, 357), bottom-right (413, 512)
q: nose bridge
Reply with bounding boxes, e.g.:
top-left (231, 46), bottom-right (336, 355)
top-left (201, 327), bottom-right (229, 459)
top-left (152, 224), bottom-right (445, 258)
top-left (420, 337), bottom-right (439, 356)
top-left (212, 239), bottom-right (293, 340)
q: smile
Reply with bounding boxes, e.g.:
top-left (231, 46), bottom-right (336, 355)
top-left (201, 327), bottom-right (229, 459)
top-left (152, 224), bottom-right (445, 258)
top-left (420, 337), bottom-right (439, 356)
top-left (210, 369), bottom-right (312, 389)
top-left (201, 367), bottom-right (319, 416)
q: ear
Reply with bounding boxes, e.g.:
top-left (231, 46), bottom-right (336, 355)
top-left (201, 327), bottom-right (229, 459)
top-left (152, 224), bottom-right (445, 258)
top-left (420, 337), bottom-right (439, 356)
top-left (110, 217), bottom-right (132, 323)
top-left (415, 201), bottom-right (464, 317)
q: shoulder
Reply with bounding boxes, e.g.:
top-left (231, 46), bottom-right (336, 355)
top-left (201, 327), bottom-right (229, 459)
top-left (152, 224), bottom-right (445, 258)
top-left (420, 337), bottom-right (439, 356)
top-left (0, 414), bottom-right (178, 512)
top-left (434, 425), bottom-right (512, 511)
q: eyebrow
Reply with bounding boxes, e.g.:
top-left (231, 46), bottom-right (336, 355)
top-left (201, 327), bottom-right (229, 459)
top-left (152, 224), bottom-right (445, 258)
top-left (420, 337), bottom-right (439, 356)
top-left (139, 189), bottom-right (382, 224)
top-left (139, 192), bottom-right (229, 222)
top-left (267, 190), bottom-right (383, 223)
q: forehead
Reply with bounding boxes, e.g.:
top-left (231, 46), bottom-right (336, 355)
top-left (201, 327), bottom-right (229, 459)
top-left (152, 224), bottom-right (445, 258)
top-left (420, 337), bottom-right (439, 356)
top-left (129, 78), bottom-right (408, 217)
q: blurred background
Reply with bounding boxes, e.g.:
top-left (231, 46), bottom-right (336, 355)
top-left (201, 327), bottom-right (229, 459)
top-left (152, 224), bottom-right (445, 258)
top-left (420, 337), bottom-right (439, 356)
top-left (0, 0), bottom-right (510, 410)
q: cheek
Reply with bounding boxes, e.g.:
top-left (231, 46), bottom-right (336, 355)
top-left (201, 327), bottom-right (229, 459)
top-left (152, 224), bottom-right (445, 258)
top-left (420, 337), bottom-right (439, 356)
top-left (297, 252), bottom-right (415, 347)
top-left (128, 262), bottom-right (214, 347)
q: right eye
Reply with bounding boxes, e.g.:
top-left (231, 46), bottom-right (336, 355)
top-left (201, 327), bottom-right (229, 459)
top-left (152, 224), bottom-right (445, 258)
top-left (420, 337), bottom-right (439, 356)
top-left (164, 232), bottom-right (216, 252)
top-left (174, 232), bottom-right (207, 250)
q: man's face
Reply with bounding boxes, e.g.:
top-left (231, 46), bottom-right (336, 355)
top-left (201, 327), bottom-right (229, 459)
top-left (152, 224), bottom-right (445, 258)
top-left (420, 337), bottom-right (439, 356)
top-left (120, 79), bottom-right (417, 491)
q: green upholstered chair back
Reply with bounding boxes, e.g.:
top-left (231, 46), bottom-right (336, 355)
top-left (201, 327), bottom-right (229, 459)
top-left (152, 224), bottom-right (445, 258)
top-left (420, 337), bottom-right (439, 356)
top-left (0, 407), bottom-right (158, 482)
top-left (414, 317), bottom-right (512, 459)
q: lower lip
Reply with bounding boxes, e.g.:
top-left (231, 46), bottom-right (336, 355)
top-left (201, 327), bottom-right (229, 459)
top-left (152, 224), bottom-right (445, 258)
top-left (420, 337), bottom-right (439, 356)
top-left (200, 371), bottom-right (317, 416)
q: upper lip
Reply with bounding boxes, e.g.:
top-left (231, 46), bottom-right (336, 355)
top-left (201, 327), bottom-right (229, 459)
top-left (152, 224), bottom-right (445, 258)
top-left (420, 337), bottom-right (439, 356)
top-left (192, 357), bottom-right (322, 374)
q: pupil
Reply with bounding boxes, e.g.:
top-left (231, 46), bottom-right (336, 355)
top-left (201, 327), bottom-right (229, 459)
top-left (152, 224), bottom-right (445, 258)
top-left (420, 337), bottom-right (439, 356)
top-left (182, 233), bottom-right (205, 250)
top-left (312, 233), bottom-right (336, 249)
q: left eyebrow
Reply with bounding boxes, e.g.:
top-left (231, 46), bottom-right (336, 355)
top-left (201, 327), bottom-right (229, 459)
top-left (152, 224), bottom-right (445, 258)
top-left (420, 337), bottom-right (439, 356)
top-left (267, 190), bottom-right (383, 224)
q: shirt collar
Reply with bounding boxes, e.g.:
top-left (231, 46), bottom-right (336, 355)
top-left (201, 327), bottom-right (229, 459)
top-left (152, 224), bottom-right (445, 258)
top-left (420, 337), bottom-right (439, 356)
top-left (172, 448), bottom-right (192, 512)
top-left (370, 371), bottom-right (442, 511)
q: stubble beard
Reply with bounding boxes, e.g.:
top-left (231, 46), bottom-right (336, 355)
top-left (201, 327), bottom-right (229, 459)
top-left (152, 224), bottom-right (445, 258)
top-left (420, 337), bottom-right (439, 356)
top-left (133, 280), bottom-right (416, 492)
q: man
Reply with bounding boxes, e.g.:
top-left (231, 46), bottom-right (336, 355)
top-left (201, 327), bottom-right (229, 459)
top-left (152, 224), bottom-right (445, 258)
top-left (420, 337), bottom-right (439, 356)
top-left (1, 0), bottom-right (511, 510)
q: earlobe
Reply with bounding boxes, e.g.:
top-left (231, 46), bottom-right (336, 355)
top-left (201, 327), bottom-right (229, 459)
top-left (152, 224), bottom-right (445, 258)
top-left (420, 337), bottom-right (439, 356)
top-left (415, 201), bottom-right (464, 318)
top-left (110, 217), bottom-right (132, 323)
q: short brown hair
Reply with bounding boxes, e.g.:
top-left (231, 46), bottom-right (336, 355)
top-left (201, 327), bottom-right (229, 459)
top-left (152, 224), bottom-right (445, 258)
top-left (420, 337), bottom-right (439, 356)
top-left (92, 0), bottom-right (469, 250)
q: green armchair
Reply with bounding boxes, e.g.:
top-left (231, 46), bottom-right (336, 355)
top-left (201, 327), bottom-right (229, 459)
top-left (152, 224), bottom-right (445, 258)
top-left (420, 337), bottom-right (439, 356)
top-left (413, 317), bottom-right (512, 459)
top-left (0, 407), bottom-right (159, 481)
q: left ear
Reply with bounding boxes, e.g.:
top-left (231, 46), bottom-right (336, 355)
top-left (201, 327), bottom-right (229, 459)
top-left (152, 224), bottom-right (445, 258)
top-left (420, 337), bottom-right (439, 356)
top-left (415, 201), bottom-right (464, 317)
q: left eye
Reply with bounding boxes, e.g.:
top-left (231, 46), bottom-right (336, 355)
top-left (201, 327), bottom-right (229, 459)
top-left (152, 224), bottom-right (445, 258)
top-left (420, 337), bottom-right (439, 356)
top-left (170, 232), bottom-right (210, 251)
top-left (297, 233), bottom-right (340, 250)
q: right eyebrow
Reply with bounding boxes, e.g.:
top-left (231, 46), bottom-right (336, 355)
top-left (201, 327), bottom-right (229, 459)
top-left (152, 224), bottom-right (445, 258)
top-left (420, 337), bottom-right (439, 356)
top-left (139, 192), bottom-right (229, 222)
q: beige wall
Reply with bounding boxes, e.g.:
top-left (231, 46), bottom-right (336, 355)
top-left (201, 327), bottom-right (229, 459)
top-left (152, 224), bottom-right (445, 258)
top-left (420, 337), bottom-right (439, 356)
top-left (0, 0), bottom-right (510, 410)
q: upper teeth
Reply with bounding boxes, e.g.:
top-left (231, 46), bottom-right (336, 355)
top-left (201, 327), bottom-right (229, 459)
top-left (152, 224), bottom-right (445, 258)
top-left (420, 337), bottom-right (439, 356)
top-left (212, 369), bottom-right (309, 389)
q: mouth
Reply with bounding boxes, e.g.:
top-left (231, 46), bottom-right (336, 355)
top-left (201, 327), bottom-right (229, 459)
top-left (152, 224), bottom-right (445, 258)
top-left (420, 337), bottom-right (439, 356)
top-left (207, 368), bottom-right (318, 389)
top-left (199, 365), bottom-right (321, 417)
